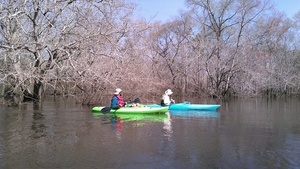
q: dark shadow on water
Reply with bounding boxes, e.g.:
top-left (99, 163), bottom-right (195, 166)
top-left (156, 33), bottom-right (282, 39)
top-left (99, 114), bottom-right (122, 125)
top-left (31, 101), bottom-right (47, 139)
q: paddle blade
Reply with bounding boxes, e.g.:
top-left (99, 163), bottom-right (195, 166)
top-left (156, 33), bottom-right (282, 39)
top-left (133, 98), bottom-right (140, 103)
top-left (101, 107), bottom-right (111, 114)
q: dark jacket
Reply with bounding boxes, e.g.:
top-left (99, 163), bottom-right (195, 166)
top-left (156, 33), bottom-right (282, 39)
top-left (110, 94), bottom-right (125, 109)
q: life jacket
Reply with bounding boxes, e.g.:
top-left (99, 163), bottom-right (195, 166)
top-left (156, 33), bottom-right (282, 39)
top-left (116, 94), bottom-right (125, 107)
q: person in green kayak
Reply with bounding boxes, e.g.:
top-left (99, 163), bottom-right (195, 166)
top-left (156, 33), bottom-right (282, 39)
top-left (161, 89), bottom-right (175, 106)
top-left (110, 88), bottom-right (126, 109)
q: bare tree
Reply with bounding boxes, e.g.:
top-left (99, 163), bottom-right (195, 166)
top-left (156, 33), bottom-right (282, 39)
top-left (186, 0), bottom-right (270, 97)
top-left (150, 16), bottom-right (192, 91)
top-left (0, 0), bottom-right (138, 105)
top-left (0, 0), bottom-right (83, 104)
top-left (249, 13), bottom-right (300, 96)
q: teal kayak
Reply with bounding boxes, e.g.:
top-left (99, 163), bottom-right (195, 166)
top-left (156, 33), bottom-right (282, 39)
top-left (145, 102), bottom-right (220, 111)
top-left (91, 106), bottom-right (168, 114)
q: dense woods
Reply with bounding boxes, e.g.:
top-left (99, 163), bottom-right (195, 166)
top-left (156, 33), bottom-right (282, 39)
top-left (0, 0), bottom-right (299, 106)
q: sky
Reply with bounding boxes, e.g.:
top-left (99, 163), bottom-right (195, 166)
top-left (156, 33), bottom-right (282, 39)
top-left (130, 0), bottom-right (186, 22)
top-left (273, 0), bottom-right (300, 17)
top-left (130, 0), bottom-right (300, 22)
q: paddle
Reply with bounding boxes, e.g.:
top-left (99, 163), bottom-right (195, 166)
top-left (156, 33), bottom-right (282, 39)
top-left (101, 106), bottom-right (111, 114)
top-left (101, 106), bottom-right (124, 114)
top-left (133, 98), bottom-right (140, 103)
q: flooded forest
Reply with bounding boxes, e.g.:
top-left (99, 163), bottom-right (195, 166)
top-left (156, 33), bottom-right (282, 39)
top-left (0, 0), bottom-right (300, 105)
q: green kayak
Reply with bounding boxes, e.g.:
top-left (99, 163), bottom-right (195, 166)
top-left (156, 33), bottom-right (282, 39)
top-left (91, 106), bottom-right (168, 114)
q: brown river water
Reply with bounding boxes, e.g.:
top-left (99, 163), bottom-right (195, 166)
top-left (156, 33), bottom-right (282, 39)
top-left (0, 96), bottom-right (299, 169)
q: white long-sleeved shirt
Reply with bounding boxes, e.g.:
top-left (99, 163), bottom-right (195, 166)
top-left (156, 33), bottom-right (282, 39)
top-left (162, 94), bottom-right (172, 105)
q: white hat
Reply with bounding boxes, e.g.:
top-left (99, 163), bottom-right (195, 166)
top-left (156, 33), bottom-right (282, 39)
top-left (165, 89), bottom-right (173, 95)
top-left (114, 88), bottom-right (122, 95)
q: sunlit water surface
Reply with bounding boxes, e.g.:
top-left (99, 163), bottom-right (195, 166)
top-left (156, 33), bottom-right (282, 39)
top-left (0, 97), bottom-right (299, 169)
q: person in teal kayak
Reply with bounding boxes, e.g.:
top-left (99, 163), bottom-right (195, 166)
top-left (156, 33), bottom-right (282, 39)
top-left (161, 89), bottom-right (175, 106)
top-left (110, 88), bottom-right (125, 109)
